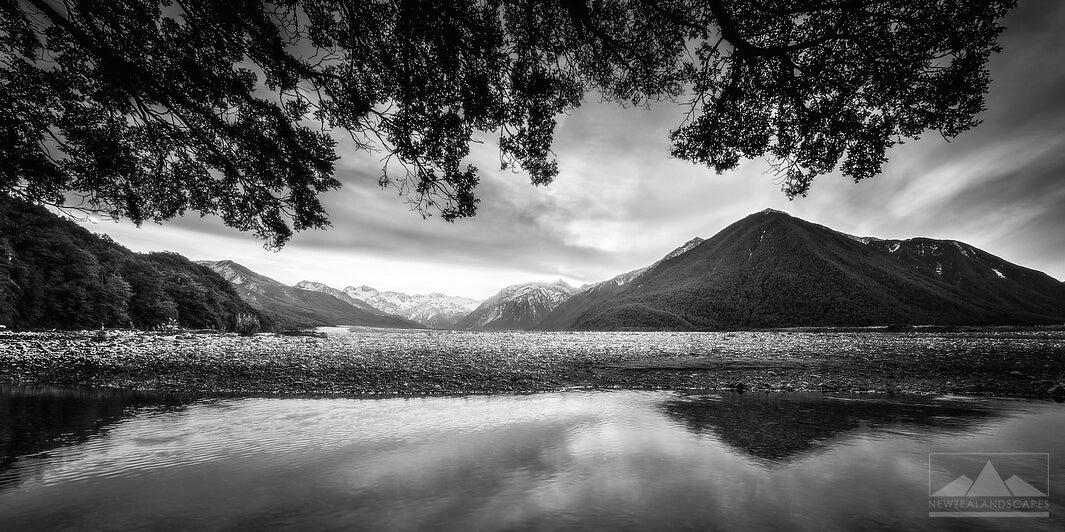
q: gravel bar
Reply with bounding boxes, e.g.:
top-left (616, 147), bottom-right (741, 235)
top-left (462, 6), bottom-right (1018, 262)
top-left (2, 328), bottom-right (1064, 399)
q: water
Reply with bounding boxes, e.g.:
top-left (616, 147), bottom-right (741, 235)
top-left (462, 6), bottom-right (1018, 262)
top-left (1, 385), bottom-right (1063, 530)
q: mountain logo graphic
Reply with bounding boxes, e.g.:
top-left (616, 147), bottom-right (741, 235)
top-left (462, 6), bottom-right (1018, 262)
top-left (932, 460), bottom-right (1046, 497)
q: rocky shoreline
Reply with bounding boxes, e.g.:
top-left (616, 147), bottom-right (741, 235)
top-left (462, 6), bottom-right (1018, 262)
top-left (1, 328), bottom-right (1064, 399)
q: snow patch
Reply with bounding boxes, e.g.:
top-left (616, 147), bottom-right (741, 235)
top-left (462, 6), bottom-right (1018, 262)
top-left (842, 233), bottom-right (878, 244)
top-left (888, 242), bottom-right (900, 253)
top-left (935, 263), bottom-right (943, 276)
top-left (339, 284), bottom-right (482, 325)
top-left (992, 268), bottom-right (1006, 280)
top-left (915, 242), bottom-right (939, 256)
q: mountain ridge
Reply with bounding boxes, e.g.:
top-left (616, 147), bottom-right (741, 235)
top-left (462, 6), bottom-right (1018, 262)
top-left (200, 260), bottom-right (422, 330)
top-left (338, 285), bottom-right (481, 328)
top-left (293, 281), bottom-right (385, 314)
top-left (538, 237), bottom-right (706, 330)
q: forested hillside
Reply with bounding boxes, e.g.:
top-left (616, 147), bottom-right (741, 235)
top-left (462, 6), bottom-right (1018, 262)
top-left (556, 210), bottom-right (1065, 330)
top-left (0, 196), bottom-right (264, 330)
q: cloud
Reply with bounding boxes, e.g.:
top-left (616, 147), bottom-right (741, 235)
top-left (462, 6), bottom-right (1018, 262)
top-left (88, 1), bottom-right (1065, 295)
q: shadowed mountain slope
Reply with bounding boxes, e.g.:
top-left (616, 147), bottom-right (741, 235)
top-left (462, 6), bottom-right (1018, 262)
top-left (865, 238), bottom-right (1065, 323)
top-left (555, 210), bottom-right (1065, 330)
top-left (538, 237), bottom-right (704, 330)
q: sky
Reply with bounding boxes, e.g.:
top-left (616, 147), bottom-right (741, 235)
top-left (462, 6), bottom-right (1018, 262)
top-left (86, 1), bottom-right (1065, 300)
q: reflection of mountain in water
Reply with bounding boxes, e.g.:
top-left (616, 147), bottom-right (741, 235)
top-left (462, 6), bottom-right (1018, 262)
top-left (0, 385), bottom-right (196, 489)
top-left (661, 393), bottom-right (1001, 464)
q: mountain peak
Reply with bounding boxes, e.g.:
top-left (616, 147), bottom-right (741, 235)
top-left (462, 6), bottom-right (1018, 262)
top-left (458, 280), bottom-right (578, 330)
top-left (295, 280), bottom-right (333, 289)
top-left (199, 258), bottom-right (241, 270)
top-left (556, 213), bottom-right (1065, 330)
top-left (759, 208), bottom-right (789, 216)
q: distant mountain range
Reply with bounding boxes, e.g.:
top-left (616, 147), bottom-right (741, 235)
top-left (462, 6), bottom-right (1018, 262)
top-left (292, 282), bottom-right (480, 328)
top-left (6, 198), bottom-right (1064, 332)
top-left (199, 211), bottom-right (1065, 330)
top-left (291, 281), bottom-right (384, 314)
top-left (541, 209), bottom-right (1065, 330)
top-left (200, 261), bottom-right (421, 330)
top-left (338, 285), bottom-right (481, 328)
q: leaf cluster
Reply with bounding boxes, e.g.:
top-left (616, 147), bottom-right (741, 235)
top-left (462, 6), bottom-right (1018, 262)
top-left (1, 1), bottom-right (1015, 245)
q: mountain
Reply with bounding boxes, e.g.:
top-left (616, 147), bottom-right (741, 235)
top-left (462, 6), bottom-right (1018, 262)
top-left (339, 285), bottom-right (481, 328)
top-left (538, 237), bottom-right (704, 330)
top-left (293, 281), bottom-right (385, 314)
top-left (551, 209), bottom-right (1065, 330)
top-left (457, 280), bottom-right (578, 330)
top-left (0, 195), bottom-right (263, 330)
top-left (200, 261), bottom-right (421, 330)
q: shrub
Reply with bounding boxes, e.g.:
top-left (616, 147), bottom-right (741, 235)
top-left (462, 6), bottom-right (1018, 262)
top-left (153, 317), bottom-right (181, 333)
top-left (235, 313), bottom-right (260, 336)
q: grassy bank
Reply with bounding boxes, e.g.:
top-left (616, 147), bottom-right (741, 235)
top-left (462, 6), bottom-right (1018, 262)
top-left (2, 328), bottom-right (1064, 398)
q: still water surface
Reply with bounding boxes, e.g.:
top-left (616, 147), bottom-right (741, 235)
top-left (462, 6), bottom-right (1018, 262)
top-left (1, 385), bottom-right (1063, 530)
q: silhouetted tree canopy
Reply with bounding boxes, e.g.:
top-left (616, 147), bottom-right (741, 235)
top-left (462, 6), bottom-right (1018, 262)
top-left (1, 0), bottom-right (1015, 246)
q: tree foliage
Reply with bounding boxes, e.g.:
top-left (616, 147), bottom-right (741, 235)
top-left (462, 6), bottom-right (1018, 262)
top-left (1, 0), bottom-right (1015, 246)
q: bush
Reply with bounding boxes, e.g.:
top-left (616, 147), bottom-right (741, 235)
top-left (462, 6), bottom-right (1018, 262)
top-left (153, 317), bottom-right (182, 333)
top-left (235, 313), bottom-right (260, 336)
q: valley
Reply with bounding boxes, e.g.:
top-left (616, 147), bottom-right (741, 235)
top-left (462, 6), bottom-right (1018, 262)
top-left (5, 198), bottom-right (1064, 333)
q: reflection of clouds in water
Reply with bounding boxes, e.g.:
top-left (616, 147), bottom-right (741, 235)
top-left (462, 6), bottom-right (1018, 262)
top-left (24, 393), bottom-right (611, 490)
top-left (2, 390), bottom-right (1063, 530)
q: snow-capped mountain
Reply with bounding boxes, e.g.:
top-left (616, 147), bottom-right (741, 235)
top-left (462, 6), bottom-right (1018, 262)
top-left (339, 285), bottom-right (482, 329)
top-left (456, 280), bottom-right (579, 330)
top-left (294, 281), bottom-right (384, 314)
